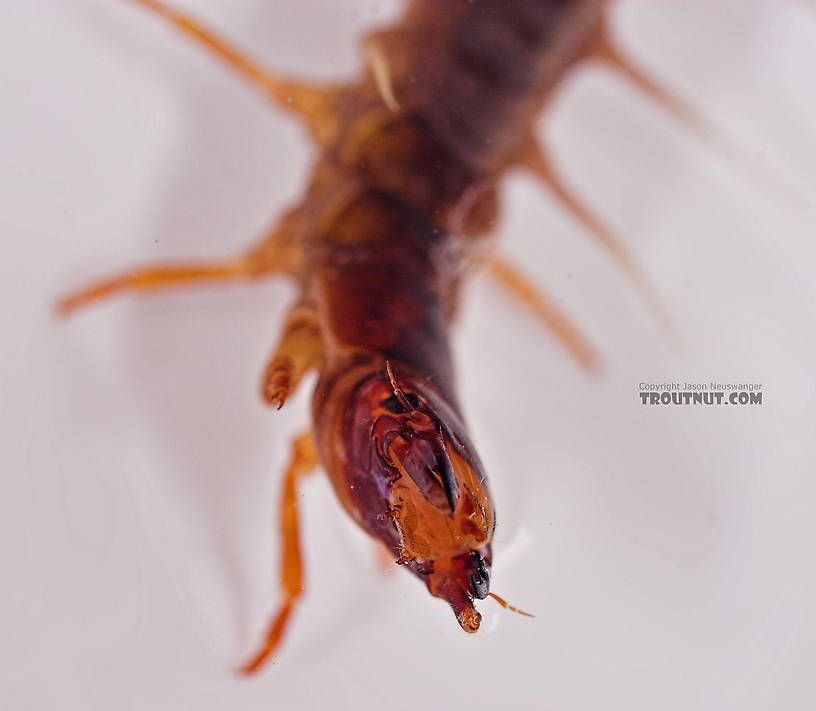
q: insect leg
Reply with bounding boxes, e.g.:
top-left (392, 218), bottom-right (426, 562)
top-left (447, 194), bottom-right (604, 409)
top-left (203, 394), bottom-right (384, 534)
top-left (56, 259), bottom-right (264, 315)
top-left (483, 255), bottom-right (600, 373)
top-left (57, 209), bottom-right (304, 316)
top-left (239, 430), bottom-right (318, 675)
top-left (592, 29), bottom-right (806, 210)
top-left (260, 305), bottom-right (323, 410)
top-left (519, 137), bottom-right (674, 337)
top-left (126, 0), bottom-right (336, 140)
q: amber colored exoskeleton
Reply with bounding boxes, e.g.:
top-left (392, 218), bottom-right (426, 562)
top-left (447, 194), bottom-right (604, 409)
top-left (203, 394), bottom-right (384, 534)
top-left (58, 0), bottom-right (697, 672)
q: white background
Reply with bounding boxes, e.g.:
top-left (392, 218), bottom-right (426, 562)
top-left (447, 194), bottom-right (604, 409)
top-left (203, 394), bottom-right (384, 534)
top-left (2, 1), bottom-right (815, 709)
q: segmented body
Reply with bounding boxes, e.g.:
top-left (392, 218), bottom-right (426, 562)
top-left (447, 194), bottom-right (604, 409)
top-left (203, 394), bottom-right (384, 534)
top-left (60, 0), bottom-right (620, 671)
top-left (303, 0), bottom-right (607, 624)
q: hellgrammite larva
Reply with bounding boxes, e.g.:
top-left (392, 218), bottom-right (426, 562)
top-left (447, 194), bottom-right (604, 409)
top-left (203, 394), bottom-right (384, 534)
top-left (59, 0), bottom-right (745, 672)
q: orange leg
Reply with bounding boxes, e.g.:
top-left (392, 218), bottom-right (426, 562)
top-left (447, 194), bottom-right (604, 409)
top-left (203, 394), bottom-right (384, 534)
top-left (590, 26), bottom-right (804, 210)
top-left (483, 255), bottom-right (600, 373)
top-left (57, 205), bottom-right (305, 316)
top-left (127, 0), bottom-right (336, 141)
top-left (260, 305), bottom-right (323, 410)
top-left (239, 431), bottom-right (318, 675)
top-left (56, 258), bottom-right (267, 316)
top-left (518, 136), bottom-right (675, 341)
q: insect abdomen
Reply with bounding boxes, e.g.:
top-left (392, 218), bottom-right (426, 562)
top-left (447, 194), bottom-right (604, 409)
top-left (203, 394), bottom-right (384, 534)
top-left (314, 189), bottom-right (456, 398)
top-left (386, 0), bottom-right (605, 173)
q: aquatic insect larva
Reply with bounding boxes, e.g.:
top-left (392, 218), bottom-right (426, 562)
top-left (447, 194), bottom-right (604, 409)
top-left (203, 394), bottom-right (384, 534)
top-left (59, 0), bottom-right (779, 672)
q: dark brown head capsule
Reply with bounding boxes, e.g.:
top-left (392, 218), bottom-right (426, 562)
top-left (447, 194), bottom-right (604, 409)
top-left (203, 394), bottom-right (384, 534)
top-left (314, 359), bottom-right (495, 632)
